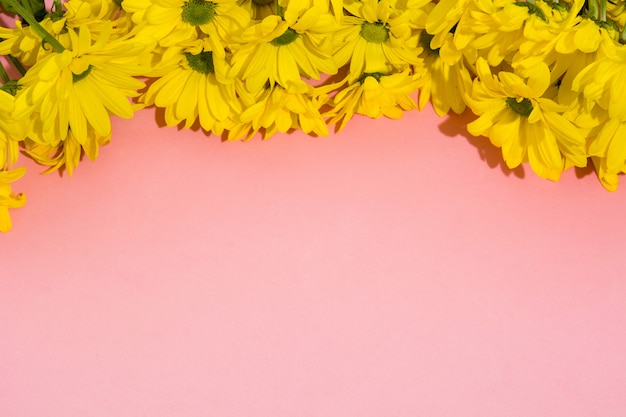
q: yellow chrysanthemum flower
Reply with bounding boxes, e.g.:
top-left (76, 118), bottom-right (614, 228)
top-left (141, 40), bottom-right (240, 134)
top-left (0, 16), bottom-right (69, 66)
top-left (13, 23), bottom-right (149, 155)
top-left (326, 70), bottom-right (419, 132)
top-left (608, 0), bottom-right (626, 28)
top-left (0, 166), bottom-right (27, 233)
top-left (64, 0), bottom-right (132, 38)
top-left (66, 0), bottom-right (123, 22)
top-left (284, 0), bottom-right (344, 22)
top-left (334, 0), bottom-right (422, 82)
top-left (0, 0), bottom-right (129, 66)
top-left (449, 0), bottom-right (529, 66)
top-left (23, 128), bottom-right (110, 176)
top-left (0, 89), bottom-right (27, 170)
top-left (243, 0), bottom-right (343, 22)
top-left (452, 0), bottom-right (582, 69)
top-left (123, 0), bottom-right (249, 53)
top-left (229, 2), bottom-right (338, 93)
top-left (315, 0), bottom-right (344, 22)
top-left (511, 0), bottom-right (581, 60)
top-left (548, 22), bottom-right (620, 108)
top-left (556, 15), bottom-right (616, 56)
top-left (228, 81), bottom-right (328, 140)
top-left (466, 58), bottom-right (587, 181)
top-left (237, 0), bottom-right (276, 20)
top-left (591, 156), bottom-right (621, 192)
top-left (587, 118), bottom-right (626, 191)
top-left (572, 39), bottom-right (626, 122)
top-left (425, 0), bottom-right (469, 50)
top-left (415, 31), bottom-right (473, 116)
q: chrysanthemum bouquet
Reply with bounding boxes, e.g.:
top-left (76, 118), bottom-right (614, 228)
top-left (0, 0), bottom-right (625, 231)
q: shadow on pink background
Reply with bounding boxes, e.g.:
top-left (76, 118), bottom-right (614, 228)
top-left (1, 105), bottom-right (626, 416)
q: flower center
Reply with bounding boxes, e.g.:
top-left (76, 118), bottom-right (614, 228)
top-left (360, 21), bottom-right (389, 43)
top-left (252, 0), bottom-right (273, 5)
top-left (181, 0), bottom-right (217, 26)
top-left (506, 97), bottom-right (533, 117)
top-left (271, 28), bottom-right (298, 46)
top-left (358, 72), bottom-right (384, 84)
top-left (72, 65), bottom-right (93, 83)
top-left (185, 51), bottom-right (215, 74)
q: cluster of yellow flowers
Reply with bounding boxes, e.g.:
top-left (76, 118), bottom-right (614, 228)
top-left (0, 0), bottom-right (625, 232)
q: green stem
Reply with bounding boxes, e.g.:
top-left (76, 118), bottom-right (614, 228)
top-left (588, 0), bottom-right (599, 19)
top-left (7, 55), bottom-right (27, 76)
top-left (0, 62), bottom-right (9, 84)
top-left (599, 0), bottom-right (606, 21)
top-left (3, 0), bottom-right (65, 53)
top-left (275, 0), bottom-right (283, 18)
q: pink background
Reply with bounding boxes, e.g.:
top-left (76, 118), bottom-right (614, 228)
top-left (2, 105), bottom-right (626, 416)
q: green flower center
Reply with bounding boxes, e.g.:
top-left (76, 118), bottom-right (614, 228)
top-left (181, 0), bottom-right (217, 26)
top-left (358, 72), bottom-right (384, 84)
top-left (506, 97), bottom-right (533, 117)
top-left (360, 21), bottom-right (389, 43)
top-left (185, 51), bottom-right (215, 74)
top-left (72, 65), bottom-right (93, 83)
top-left (420, 32), bottom-right (439, 56)
top-left (271, 28), bottom-right (298, 46)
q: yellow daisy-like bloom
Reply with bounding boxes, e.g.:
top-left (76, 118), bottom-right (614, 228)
top-left (415, 31), bottom-right (473, 116)
top-left (591, 156), bottom-right (621, 192)
top-left (556, 15), bottom-right (615, 56)
top-left (504, 0), bottom-right (586, 74)
top-left (0, 0), bottom-right (128, 66)
top-left (298, 0), bottom-right (345, 22)
top-left (326, 70), bottom-right (419, 132)
top-left (239, 0), bottom-right (344, 22)
top-left (228, 81), bottom-right (329, 140)
top-left (0, 89), bottom-right (27, 170)
top-left (608, 0), bottom-right (626, 28)
top-left (66, 0), bottom-right (124, 22)
top-left (237, 0), bottom-right (277, 20)
top-left (23, 129), bottom-right (111, 176)
top-left (63, 0), bottom-right (132, 39)
top-left (229, 2), bottom-right (338, 93)
top-left (0, 16), bottom-right (69, 67)
top-left (425, 0), bottom-right (469, 50)
top-left (572, 39), bottom-right (626, 122)
top-left (587, 119), bottom-right (626, 191)
top-left (123, 0), bottom-right (249, 54)
top-left (0, 167), bottom-right (27, 233)
top-left (550, 20), bottom-right (617, 106)
top-left (449, 0), bottom-right (529, 66)
top-left (13, 23), bottom-right (149, 148)
top-left (334, 0), bottom-right (422, 82)
top-left (466, 58), bottom-right (587, 181)
top-left (450, 0), bottom-right (582, 69)
top-left (141, 40), bottom-right (240, 134)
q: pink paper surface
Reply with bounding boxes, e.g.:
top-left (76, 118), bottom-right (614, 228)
top-left (2, 106), bottom-right (626, 416)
